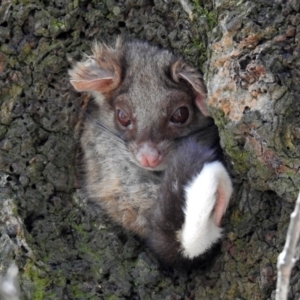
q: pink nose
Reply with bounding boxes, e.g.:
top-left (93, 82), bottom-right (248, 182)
top-left (139, 153), bottom-right (162, 168)
top-left (136, 143), bottom-right (162, 168)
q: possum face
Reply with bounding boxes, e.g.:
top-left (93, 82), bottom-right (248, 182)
top-left (69, 38), bottom-right (212, 171)
top-left (111, 82), bottom-right (208, 170)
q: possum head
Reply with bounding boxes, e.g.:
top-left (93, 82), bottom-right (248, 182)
top-left (69, 38), bottom-right (212, 171)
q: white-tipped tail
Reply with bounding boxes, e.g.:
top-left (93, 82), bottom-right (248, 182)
top-left (179, 161), bottom-right (233, 259)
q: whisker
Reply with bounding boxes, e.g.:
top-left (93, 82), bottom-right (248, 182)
top-left (71, 101), bottom-right (127, 146)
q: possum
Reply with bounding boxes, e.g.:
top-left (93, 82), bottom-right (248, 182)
top-left (69, 38), bottom-right (233, 268)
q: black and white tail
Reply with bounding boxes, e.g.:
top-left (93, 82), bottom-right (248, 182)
top-left (146, 136), bottom-right (233, 268)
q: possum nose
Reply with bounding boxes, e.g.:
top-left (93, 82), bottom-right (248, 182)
top-left (140, 154), bottom-right (162, 168)
top-left (136, 144), bottom-right (162, 168)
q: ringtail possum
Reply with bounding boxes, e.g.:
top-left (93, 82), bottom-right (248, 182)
top-left (69, 38), bottom-right (233, 268)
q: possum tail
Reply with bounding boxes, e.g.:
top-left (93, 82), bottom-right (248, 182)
top-left (146, 138), bottom-right (233, 268)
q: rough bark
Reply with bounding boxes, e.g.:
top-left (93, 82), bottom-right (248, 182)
top-left (0, 0), bottom-right (299, 299)
top-left (205, 0), bottom-right (300, 299)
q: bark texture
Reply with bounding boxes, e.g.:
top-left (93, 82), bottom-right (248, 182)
top-left (205, 0), bottom-right (300, 299)
top-left (0, 0), bottom-right (299, 299)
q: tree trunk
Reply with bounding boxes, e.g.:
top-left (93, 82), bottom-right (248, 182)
top-left (0, 0), bottom-right (299, 299)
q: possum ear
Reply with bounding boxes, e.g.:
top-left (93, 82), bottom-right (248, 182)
top-left (69, 40), bottom-right (122, 93)
top-left (171, 60), bottom-right (209, 116)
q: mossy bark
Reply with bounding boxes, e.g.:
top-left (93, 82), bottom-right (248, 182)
top-left (0, 0), bottom-right (299, 299)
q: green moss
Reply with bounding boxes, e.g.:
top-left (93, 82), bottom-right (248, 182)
top-left (228, 150), bottom-right (250, 172)
top-left (211, 108), bottom-right (251, 174)
top-left (24, 262), bottom-right (50, 300)
top-left (107, 296), bottom-right (122, 300)
top-left (266, 251), bottom-right (279, 264)
top-left (21, 43), bottom-right (32, 55)
top-left (70, 285), bottom-right (87, 298)
top-left (107, 13), bottom-right (115, 20)
top-left (181, 1), bottom-right (217, 66)
top-left (226, 282), bottom-right (239, 298)
top-left (9, 85), bottom-right (23, 97)
top-left (212, 108), bottom-right (228, 129)
top-left (51, 19), bottom-right (66, 30)
top-left (231, 209), bottom-right (243, 224)
top-left (73, 0), bottom-right (80, 8)
top-left (243, 283), bottom-right (261, 299)
top-left (16, 0), bottom-right (31, 4)
top-left (192, 0), bottom-right (217, 29)
top-left (71, 223), bottom-right (104, 263)
top-left (225, 142), bottom-right (250, 173)
top-left (237, 262), bottom-right (249, 276)
top-left (11, 200), bottom-right (19, 216)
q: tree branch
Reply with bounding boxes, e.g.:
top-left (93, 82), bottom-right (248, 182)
top-left (276, 191), bottom-right (300, 300)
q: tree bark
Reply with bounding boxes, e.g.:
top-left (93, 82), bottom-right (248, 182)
top-left (0, 0), bottom-right (299, 299)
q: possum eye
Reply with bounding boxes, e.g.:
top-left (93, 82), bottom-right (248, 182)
top-left (116, 109), bottom-right (131, 127)
top-left (170, 106), bottom-right (189, 124)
